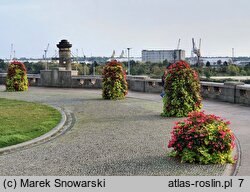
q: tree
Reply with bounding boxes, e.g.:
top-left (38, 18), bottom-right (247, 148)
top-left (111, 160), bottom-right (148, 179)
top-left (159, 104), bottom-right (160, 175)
top-left (163, 59), bottom-right (170, 68)
top-left (82, 63), bottom-right (90, 75)
top-left (240, 69), bottom-right (247, 76)
top-left (217, 60), bottom-right (222, 66)
top-left (204, 68), bottom-right (212, 79)
top-left (205, 61), bottom-right (211, 67)
top-left (0, 59), bottom-right (8, 72)
top-left (227, 64), bottom-right (240, 76)
top-left (95, 65), bottom-right (105, 75)
top-left (151, 65), bottom-right (162, 76)
top-left (223, 61), bottom-right (228, 66)
top-left (23, 61), bottom-right (44, 74)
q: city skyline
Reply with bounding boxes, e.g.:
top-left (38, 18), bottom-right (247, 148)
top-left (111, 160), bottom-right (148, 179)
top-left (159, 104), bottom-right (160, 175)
top-left (1, 0), bottom-right (250, 58)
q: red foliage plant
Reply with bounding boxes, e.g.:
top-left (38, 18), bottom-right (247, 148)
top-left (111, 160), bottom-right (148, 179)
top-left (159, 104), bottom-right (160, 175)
top-left (6, 60), bottom-right (28, 91)
top-left (168, 111), bottom-right (236, 164)
top-left (102, 60), bottom-right (128, 99)
top-left (162, 60), bottom-right (202, 117)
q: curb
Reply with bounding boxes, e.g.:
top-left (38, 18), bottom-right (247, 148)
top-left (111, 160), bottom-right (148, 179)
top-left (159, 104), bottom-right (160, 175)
top-left (0, 105), bottom-right (73, 155)
top-left (231, 134), bottom-right (242, 175)
top-left (222, 133), bottom-right (241, 176)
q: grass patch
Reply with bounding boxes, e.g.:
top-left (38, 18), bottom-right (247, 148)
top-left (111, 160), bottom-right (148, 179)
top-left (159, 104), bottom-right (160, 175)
top-left (0, 98), bottom-right (61, 148)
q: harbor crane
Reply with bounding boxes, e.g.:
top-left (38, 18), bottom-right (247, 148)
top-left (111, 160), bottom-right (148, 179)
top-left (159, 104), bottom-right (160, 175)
top-left (173, 38), bottom-right (181, 63)
top-left (81, 49), bottom-right (86, 59)
top-left (192, 38), bottom-right (201, 66)
top-left (120, 50), bottom-right (125, 58)
top-left (177, 38), bottom-right (181, 50)
top-left (111, 50), bottom-right (115, 58)
top-left (10, 44), bottom-right (14, 62)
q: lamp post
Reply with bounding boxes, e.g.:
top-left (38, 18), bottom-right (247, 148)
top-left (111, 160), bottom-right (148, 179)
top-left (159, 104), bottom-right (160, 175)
top-left (93, 61), bottom-right (96, 76)
top-left (76, 48), bottom-right (79, 71)
top-left (127, 48), bottom-right (132, 75)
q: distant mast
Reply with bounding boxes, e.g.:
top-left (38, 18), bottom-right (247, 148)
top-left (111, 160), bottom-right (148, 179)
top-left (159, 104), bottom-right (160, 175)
top-left (232, 48), bottom-right (235, 63)
top-left (10, 43), bottom-right (14, 62)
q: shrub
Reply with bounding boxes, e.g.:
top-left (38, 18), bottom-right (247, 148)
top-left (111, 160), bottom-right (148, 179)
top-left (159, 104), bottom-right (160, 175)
top-left (204, 68), bottom-right (212, 79)
top-left (162, 60), bottom-right (202, 117)
top-left (6, 61), bottom-right (28, 91)
top-left (168, 111), bottom-right (235, 164)
top-left (102, 60), bottom-right (128, 100)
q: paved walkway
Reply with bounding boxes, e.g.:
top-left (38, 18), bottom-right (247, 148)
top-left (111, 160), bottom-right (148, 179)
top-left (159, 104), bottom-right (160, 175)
top-left (0, 86), bottom-right (249, 176)
top-left (127, 91), bottom-right (250, 176)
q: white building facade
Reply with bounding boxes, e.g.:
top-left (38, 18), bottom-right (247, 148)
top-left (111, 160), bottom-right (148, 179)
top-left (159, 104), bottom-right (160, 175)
top-left (142, 50), bottom-right (185, 63)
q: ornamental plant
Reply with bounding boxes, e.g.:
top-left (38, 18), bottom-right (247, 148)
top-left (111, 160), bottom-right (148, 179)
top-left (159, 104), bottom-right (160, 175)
top-left (102, 60), bottom-right (128, 100)
top-left (168, 111), bottom-right (235, 164)
top-left (6, 61), bottom-right (28, 91)
top-left (162, 60), bottom-right (202, 117)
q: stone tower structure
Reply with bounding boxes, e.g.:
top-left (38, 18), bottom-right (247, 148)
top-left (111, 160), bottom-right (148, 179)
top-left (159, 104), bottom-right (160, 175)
top-left (57, 39), bottom-right (72, 70)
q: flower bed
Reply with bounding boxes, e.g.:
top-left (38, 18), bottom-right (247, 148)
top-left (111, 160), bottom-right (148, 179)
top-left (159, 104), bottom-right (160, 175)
top-left (168, 111), bottom-right (235, 164)
top-left (6, 61), bottom-right (28, 91)
top-left (102, 60), bottom-right (128, 100)
top-left (162, 60), bottom-right (202, 117)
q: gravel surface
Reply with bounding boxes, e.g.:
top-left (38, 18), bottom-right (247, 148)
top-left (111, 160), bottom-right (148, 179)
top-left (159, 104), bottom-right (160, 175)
top-left (0, 86), bottom-right (226, 176)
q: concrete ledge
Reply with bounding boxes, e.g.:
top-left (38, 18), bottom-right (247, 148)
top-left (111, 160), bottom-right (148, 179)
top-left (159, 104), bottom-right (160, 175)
top-left (237, 84), bottom-right (250, 91)
top-left (201, 81), bottom-right (224, 87)
top-left (1, 73), bottom-right (250, 106)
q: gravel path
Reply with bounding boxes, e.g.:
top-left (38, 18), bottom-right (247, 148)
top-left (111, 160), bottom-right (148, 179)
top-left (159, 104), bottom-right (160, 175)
top-left (0, 86), bottom-right (232, 176)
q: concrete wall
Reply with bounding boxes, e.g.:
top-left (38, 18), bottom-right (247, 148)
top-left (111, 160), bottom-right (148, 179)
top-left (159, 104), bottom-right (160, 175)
top-left (0, 73), bottom-right (6, 85)
top-left (0, 73), bottom-right (39, 86)
top-left (236, 85), bottom-right (250, 105)
top-left (71, 76), bottom-right (102, 89)
top-left (1, 72), bottom-right (250, 105)
top-left (200, 81), bottom-right (250, 105)
top-left (40, 69), bottom-right (72, 87)
top-left (127, 79), bottom-right (162, 93)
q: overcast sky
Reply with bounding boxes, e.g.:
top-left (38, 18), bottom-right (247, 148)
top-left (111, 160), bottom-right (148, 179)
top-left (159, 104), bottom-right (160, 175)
top-left (0, 0), bottom-right (250, 58)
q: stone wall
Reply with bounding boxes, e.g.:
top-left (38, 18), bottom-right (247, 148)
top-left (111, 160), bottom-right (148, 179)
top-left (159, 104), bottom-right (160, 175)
top-left (127, 79), bottom-right (162, 93)
top-left (40, 69), bottom-right (72, 87)
top-left (0, 73), bottom-right (39, 86)
top-left (71, 76), bottom-right (102, 89)
top-left (236, 85), bottom-right (250, 105)
top-left (200, 81), bottom-right (250, 105)
top-left (1, 73), bottom-right (250, 105)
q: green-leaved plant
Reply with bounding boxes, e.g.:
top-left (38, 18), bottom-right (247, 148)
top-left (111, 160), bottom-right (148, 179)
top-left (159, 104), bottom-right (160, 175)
top-left (102, 60), bottom-right (128, 100)
top-left (162, 60), bottom-right (202, 117)
top-left (168, 111), bottom-right (236, 164)
top-left (6, 61), bottom-right (28, 92)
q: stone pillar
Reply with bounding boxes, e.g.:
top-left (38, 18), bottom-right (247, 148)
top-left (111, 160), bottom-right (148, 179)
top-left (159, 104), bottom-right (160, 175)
top-left (57, 39), bottom-right (72, 70)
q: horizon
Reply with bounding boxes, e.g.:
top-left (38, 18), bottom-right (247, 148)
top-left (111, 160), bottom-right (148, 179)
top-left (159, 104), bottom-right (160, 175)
top-left (2, 55), bottom-right (250, 60)
top-left (1, 0), bottom-right (250, 58)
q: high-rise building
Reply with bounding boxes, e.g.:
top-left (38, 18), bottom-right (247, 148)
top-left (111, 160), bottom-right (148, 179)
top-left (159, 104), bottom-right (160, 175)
top-left (142, 49), bottom-right (185, 63)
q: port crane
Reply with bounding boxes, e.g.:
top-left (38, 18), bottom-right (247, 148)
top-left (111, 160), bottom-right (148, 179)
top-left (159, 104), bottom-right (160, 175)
top-left (173, 38), bottom-right (181, 63)
top-left (177, 38), bottom-right (181, 50)
top-left (111, 50), bottom-right (115, 58)
top-left (120, 50), bottom-right (125, 58)
top-left (192, 38), bottom-right (201, 66)
top-left (10, 44), bottom-right (14, 62)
